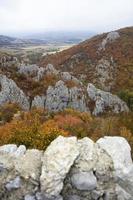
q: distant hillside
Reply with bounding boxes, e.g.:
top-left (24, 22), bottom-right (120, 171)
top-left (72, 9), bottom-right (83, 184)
top-left (0, 35), bottom-right (46, 46)
top-left (0, 31), bottom-right (95, 47)
top-left (0, 35), bottom-right (16, 45)
top-left (24, 31), bottom-right (95, 44)
top-left (40, 27), bottom-right (133, 93)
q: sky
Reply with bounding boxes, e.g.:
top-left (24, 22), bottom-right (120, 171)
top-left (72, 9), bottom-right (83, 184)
top-left (0, 0), bottom-right (133, 36)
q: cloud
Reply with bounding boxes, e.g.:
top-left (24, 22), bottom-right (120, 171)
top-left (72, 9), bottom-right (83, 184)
top-left (0, 0), bottom-right (133, 34)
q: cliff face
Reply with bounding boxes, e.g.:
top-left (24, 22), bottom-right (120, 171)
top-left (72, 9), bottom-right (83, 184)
top-left (0, 136), bottom-right (133, 200)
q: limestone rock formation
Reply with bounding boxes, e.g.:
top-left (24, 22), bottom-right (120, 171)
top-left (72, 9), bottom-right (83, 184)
top-left (40, 136), bottom-right (79, 198)
top-left (87, 83), bottom-right (129, 115)
top-left (45, 80), bottom-right (87, 112)
top-left (0, 73), bottom-right (129, 114)
top-left (95, 57), bottom-right (116, 91)
top-left (0, 136), bottom-right (133, 200)
top-left (97, 136), bottom-right (133, 172)
top-left (60, 72), bottom-right (80, 84)
top-left (45, 63), bottom-right (59, 75)
top-left (0, 74), bottom-right (30, 110)
top-left (98, 31), bottom-right (120, 51)
top-left (32, 95), bottom-right (45, 108)
top-left (18, 64), bottom-right (40, 77)
top-left (18, 63), bottom-right (58, 81)
top-left (0, 55), bottom-right (18, 68)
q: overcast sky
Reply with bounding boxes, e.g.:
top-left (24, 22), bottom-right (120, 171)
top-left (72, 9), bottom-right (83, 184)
top-left (0, 0), bottom-right (133, 35)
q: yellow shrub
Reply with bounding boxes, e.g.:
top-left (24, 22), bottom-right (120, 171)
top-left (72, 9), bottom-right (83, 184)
top-left (0, 111), bottom-right (69, 150)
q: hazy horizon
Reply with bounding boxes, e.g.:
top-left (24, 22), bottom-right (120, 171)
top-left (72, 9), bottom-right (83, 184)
top-left (0, 30), bottom-right (96, 38)
top-left (0, 0), bottom-right (133, 37)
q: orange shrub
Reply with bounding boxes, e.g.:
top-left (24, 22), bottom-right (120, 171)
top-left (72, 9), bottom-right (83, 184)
top-left (53, 114), bottom-right (90, 138)
top-left (0, 122), bottom-right (17, 145)
top-left (54, 114), bottom-right (82, 129)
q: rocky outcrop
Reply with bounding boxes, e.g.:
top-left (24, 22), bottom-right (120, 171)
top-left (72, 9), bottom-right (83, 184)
top-left (60, 72), bottom-right (81, 85)
top-left (18, 63), bottom-right (80, 85)
top-left (95, 57), bottom-right (116, 91)
top-left (0, 55), bottom-right (18, 68)
top-left (18, 64), bottom-right (59, 81)
top-left (0, 74), bottom-right (30, 110)
top-left (18, 64), bottom-right (40, 77)
top-left (98, 31), bottom-right (120, 51)
top-left (0, 73), bottom-right (129, 115)
top-left (0, 72), bottom-right (86, 112)
top-left (0, 136), bottom-right (133, 200)
top-left (87, 83), bottom-right (129, 115)
top-left (45, 80), bottom-right (87, 112)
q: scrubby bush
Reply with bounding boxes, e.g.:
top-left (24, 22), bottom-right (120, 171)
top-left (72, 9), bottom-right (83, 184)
top-left (118, 90), bottom-right (133, 111)
top-left (54, 114), bottom-right (86, 138)
top-left (0, 110), bottom-right (68, 150)
top-left (0, 103), bottom-right (21, 123)
top-left (60, 108), bottom-right (92, 123)
top-left (54, 109), bottom-right (93, 138)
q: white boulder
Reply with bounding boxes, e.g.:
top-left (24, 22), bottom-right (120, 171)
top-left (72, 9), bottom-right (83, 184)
top-left (15, 149), bottom-right (42, 181)
top-left (75, 137), bottom-right (97, 171)
top-left (40, 136), bottom-right (79, 197)
top-left (96, 136), bottom-right (133, 173)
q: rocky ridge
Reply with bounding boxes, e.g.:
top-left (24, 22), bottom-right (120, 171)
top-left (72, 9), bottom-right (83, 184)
top-left (0, 69), bottom-right (129, 115)
top-left (0, 136), bottom-right (133, 200)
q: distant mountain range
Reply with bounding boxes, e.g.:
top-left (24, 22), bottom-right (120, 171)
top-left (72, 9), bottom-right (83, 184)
top-left (24, 31), bottom-right (95, 44)
top-left (0, 31), bottom-right (95, 46)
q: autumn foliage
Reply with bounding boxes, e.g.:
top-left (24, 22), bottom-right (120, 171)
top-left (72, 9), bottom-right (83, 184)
top-left (0, 106), bottom-right (133, 154)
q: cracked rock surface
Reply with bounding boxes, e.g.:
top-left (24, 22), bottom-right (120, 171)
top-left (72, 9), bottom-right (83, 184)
top-left (0, 136), bottom-right (133, 200)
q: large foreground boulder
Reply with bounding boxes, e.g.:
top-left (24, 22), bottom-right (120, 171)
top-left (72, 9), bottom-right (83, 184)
top-left (40, 136), bottom-right (79, 197)
top-left (0, 136), bottom-right (133, 200)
